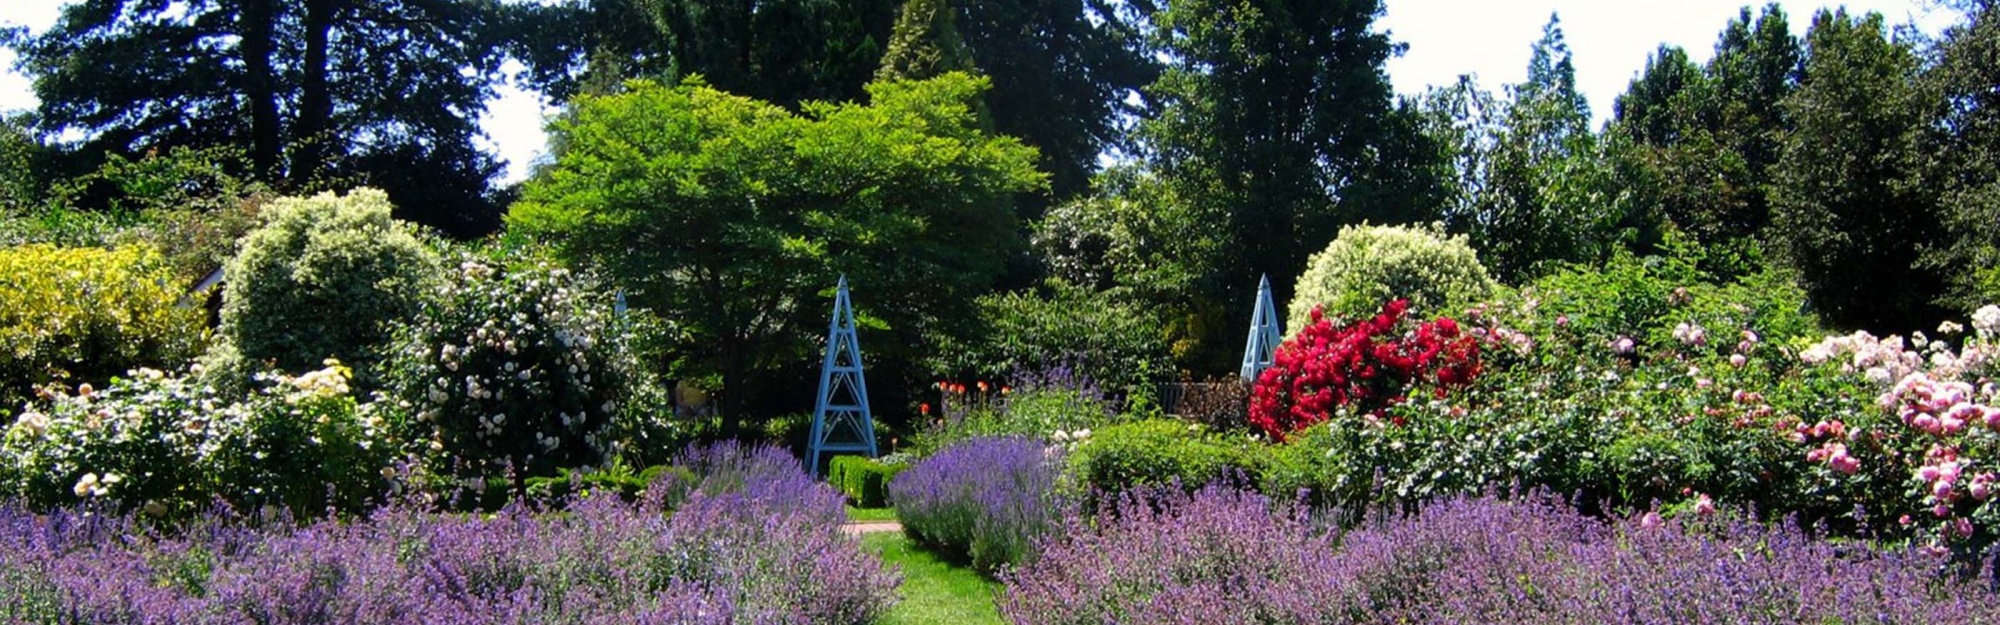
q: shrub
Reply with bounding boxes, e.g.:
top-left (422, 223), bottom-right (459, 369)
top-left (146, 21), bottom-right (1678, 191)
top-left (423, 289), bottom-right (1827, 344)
top-left (1066, 419), bottom-right (1263, 497)
top-left (0, 454), bottom-right (897, 624)
top-left (928, 280), bottom-right (1172, 400)
top-left (830, 456), bottom-right (904, 508)
top-left (204, 188), bottom-right (441, 392)
top-left (891, 436), bottom-right (1068, 572)
top-left (1286, 222), bottom-right (1494, 333)
top-left (999, 486), bottom-right (2000, 624)
top-left (1249, 300), bottom-right (1482, 441)
top-left (910, 365), bottom-right (1125, 456)
top-left (0, 363), bottom-right (393, 516)
top-left (379, 252), bottom-right (671, 489)
top-left (0, 244), bottom-right (205, 412)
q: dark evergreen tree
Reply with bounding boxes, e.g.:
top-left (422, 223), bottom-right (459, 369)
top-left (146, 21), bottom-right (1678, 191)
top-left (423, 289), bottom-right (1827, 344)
top-left (1771, 9), bottom-right (1945, 332)
top-left (876, 0), bottom-right (977, 82)
top-left (5, 0), bottom-right (510, 235)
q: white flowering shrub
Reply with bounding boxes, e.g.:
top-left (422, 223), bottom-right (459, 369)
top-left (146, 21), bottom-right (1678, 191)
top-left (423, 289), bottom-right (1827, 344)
top-left (0, 363), bottom-right (393, 516)
top-left (1287, 223), bottom-right (1496, 335)
top-left (203, 188), bottom-right (442, 393)
top-left (380, 254), bottom-right (671, 490)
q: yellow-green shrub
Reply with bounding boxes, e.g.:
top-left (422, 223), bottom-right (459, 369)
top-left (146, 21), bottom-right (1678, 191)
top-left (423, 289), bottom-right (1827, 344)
top-left (0, 244), bottom-right (204, 412)
top-left (1287, 223), bottom-right (1495, 334)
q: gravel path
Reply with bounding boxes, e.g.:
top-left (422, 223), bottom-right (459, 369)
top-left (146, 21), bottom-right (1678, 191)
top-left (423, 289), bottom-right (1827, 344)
top-left (841, 521), bottom-right (904, 536)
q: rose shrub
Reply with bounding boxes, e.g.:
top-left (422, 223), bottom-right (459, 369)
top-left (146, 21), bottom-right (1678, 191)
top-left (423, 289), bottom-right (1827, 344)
top-left (1249, 299), bottom-right (1482, 441)
top-left (1286, 222), bottom-right (1495, 332)
top-left (0, 362), bottom-right (392, 517)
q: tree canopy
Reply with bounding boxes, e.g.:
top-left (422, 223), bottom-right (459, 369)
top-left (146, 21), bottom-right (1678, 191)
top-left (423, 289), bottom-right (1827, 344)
top-left (4, 0), bottom-right (509, 235)
top-left (507, 73), bottom-right (1044, 434)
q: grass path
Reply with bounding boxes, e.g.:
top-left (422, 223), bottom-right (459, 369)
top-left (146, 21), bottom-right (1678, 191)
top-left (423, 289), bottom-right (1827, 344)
top-left (862, 532), bottom-right (1005, 625)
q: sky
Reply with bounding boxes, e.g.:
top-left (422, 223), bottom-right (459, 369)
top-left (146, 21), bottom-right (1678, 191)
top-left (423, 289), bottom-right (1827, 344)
top-left (0, 0), bottom-right (1966, 185)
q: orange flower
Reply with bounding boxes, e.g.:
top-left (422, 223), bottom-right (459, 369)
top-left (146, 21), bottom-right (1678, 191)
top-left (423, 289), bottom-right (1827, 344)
top-left (920, 402), bottom-right (931, 416)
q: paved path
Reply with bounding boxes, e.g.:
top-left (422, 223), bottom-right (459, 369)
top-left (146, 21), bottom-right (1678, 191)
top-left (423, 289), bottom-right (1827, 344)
top-left (841, 521), bottom-right (904, 536)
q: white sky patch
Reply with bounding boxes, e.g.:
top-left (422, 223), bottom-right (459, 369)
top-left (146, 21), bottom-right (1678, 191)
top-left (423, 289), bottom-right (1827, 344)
top-left (0, 0), bottom-right (1962, 185)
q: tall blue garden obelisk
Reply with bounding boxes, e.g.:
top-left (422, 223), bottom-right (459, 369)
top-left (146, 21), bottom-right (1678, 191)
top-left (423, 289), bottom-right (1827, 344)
top-left (1240, 274), bottom-right (1282, 381)
top-left (807, 275), bottom-right (878, 476)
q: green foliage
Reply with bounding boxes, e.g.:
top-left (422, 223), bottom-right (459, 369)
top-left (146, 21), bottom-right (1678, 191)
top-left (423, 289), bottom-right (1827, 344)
top-left (510, 74), bottom-right (1044, 431)
top-left (830, 455), bottom-right (906, 508)
top-left (876, 0), bottom-right (977, 83)
top-left (379, 250), bottom-right (673, 488)
top-left (1770, 9), bottom-right (1945, 333)
top-left (1286, 223), bottom-right (1496, 333)
top-left (0, 244), bottom-right (206, 413)
top-left (522, 463), bottom-right (685, 504)
top-left (0, 364), bottom-right (393, 517)
top-left (1609, 6), bottom-right (1798, 278)
top-left (1066, 419), bottom-right (1262, 497)
top-left (910, 373), bottom-right (1125, 457)
top-left (929, 280), bottom-right (1171, 400)
top-left (1134, 0), bottom-right (1437, 371)
top-left (7, 0), bottom-right (505, 234)
top-left (204, 188), bottom-right (442, 393)
top-left (1920, 2), bottom-right (2000, 312)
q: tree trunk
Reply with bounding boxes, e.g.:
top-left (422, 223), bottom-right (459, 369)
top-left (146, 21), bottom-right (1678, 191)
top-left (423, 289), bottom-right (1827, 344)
top-left (238, 0), bottom-right (282, 181)
top-left (292, 0), bottom-right (336, 186)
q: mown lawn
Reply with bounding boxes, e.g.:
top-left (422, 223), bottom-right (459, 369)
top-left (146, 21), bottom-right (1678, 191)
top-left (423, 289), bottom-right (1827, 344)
top-left (862, 532), bottom-right (1003, 625)
top-left (846, 506), bottom-right (900, 522)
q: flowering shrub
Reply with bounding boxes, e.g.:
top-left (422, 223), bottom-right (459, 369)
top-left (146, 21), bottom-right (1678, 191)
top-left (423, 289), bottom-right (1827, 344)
top-left (910, 365), bottom-right (1124, 456)
top-left (1286, 222), bottom-right (1495, 332)
top-left (0, 446), bottom-right (897, 624)
top-left (891, 436), bottom-right (1069, 572)
top-left (0, 362), bottom-right (393, 516)
top-left (380, 252), bottom-right (671, 491)
top-left (1784, 305), bottom-right (2000, 553)
top-left (0, 244), bottom-right (205, 412)
top-left (999, 486), bottom-right (2000, 624)
top-left (1249, 299), bottom-right (1481, 440)
top-left (203, 188), bottom-right (442, 392)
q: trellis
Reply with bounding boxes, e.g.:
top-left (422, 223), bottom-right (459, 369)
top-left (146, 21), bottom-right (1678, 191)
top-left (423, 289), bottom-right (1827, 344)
top-left (807, 275), bottom-right (878, 476)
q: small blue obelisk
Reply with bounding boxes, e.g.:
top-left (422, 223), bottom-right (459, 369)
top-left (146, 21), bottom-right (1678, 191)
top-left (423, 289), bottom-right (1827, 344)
top-left (808, 275), bottom-right (878, 476)
top-left (1240, 274), bottom-right (1282, 381)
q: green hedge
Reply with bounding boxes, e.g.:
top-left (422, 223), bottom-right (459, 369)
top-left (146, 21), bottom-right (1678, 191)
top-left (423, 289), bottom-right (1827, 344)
top-left (829, 455), bottom-right (905, 508)
top-left (1066, 419), bottom-right (1263, 496)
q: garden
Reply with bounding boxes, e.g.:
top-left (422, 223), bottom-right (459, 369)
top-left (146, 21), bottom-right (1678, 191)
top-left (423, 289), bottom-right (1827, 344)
top-left (7, 0), bottom-right (2000, 622)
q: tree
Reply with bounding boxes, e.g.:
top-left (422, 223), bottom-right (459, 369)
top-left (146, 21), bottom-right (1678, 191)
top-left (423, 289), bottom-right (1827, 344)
top-left (1134, 0), bottom-right (1425, 369)
top-left (1609, 5), bottom-right (1800, 277)
top-left (508, 74), bottom-right (1044, 435)
top-left (955, 0), bottom-right (1156, 207)
top-left (634, 0), bottom-right (899, 108)
top-left (1920, 1), bottom-right (2000, 310)
top-left (4, 0), bottom-right (508, 236)
top-left (877, 0), bottom-right (977, 82)
top-left (1771, 9), bottom-right (1945, 332)
top-left (1429, 15), bottom-right (1627, 282)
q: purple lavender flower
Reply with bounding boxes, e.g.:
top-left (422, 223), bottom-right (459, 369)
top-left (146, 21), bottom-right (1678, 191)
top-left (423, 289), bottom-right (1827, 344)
top-left (892, 436), bottom-right (1069, 572)
top-left (1000, 486), bottom-right (2000, 624)
top-left (0, 441), bottom-right (897, 624)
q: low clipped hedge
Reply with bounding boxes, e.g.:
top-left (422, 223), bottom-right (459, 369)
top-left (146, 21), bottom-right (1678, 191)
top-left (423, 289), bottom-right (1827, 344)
top-left (1066, 419), bottom-right (1265, 496)
top-left (829, 455), bottom-right (905, 508)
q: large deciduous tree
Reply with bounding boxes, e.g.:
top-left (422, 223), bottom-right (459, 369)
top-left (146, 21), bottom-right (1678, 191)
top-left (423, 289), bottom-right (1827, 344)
top-left (1610, 4), bottom-right (1800, 277)
top-left (507, 73), bottom-right (1044, 435)
top-left (4, 0), bottom-right (508, 235)
top-left (1771, 9), bottom-right (1945, 332)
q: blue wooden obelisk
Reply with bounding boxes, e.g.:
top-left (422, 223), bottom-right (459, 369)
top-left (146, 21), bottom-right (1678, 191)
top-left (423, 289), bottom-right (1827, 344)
top-left (1240, 274), bottom-right (1282, 381)
top-left (808, 275), bottom-right (878, 476)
